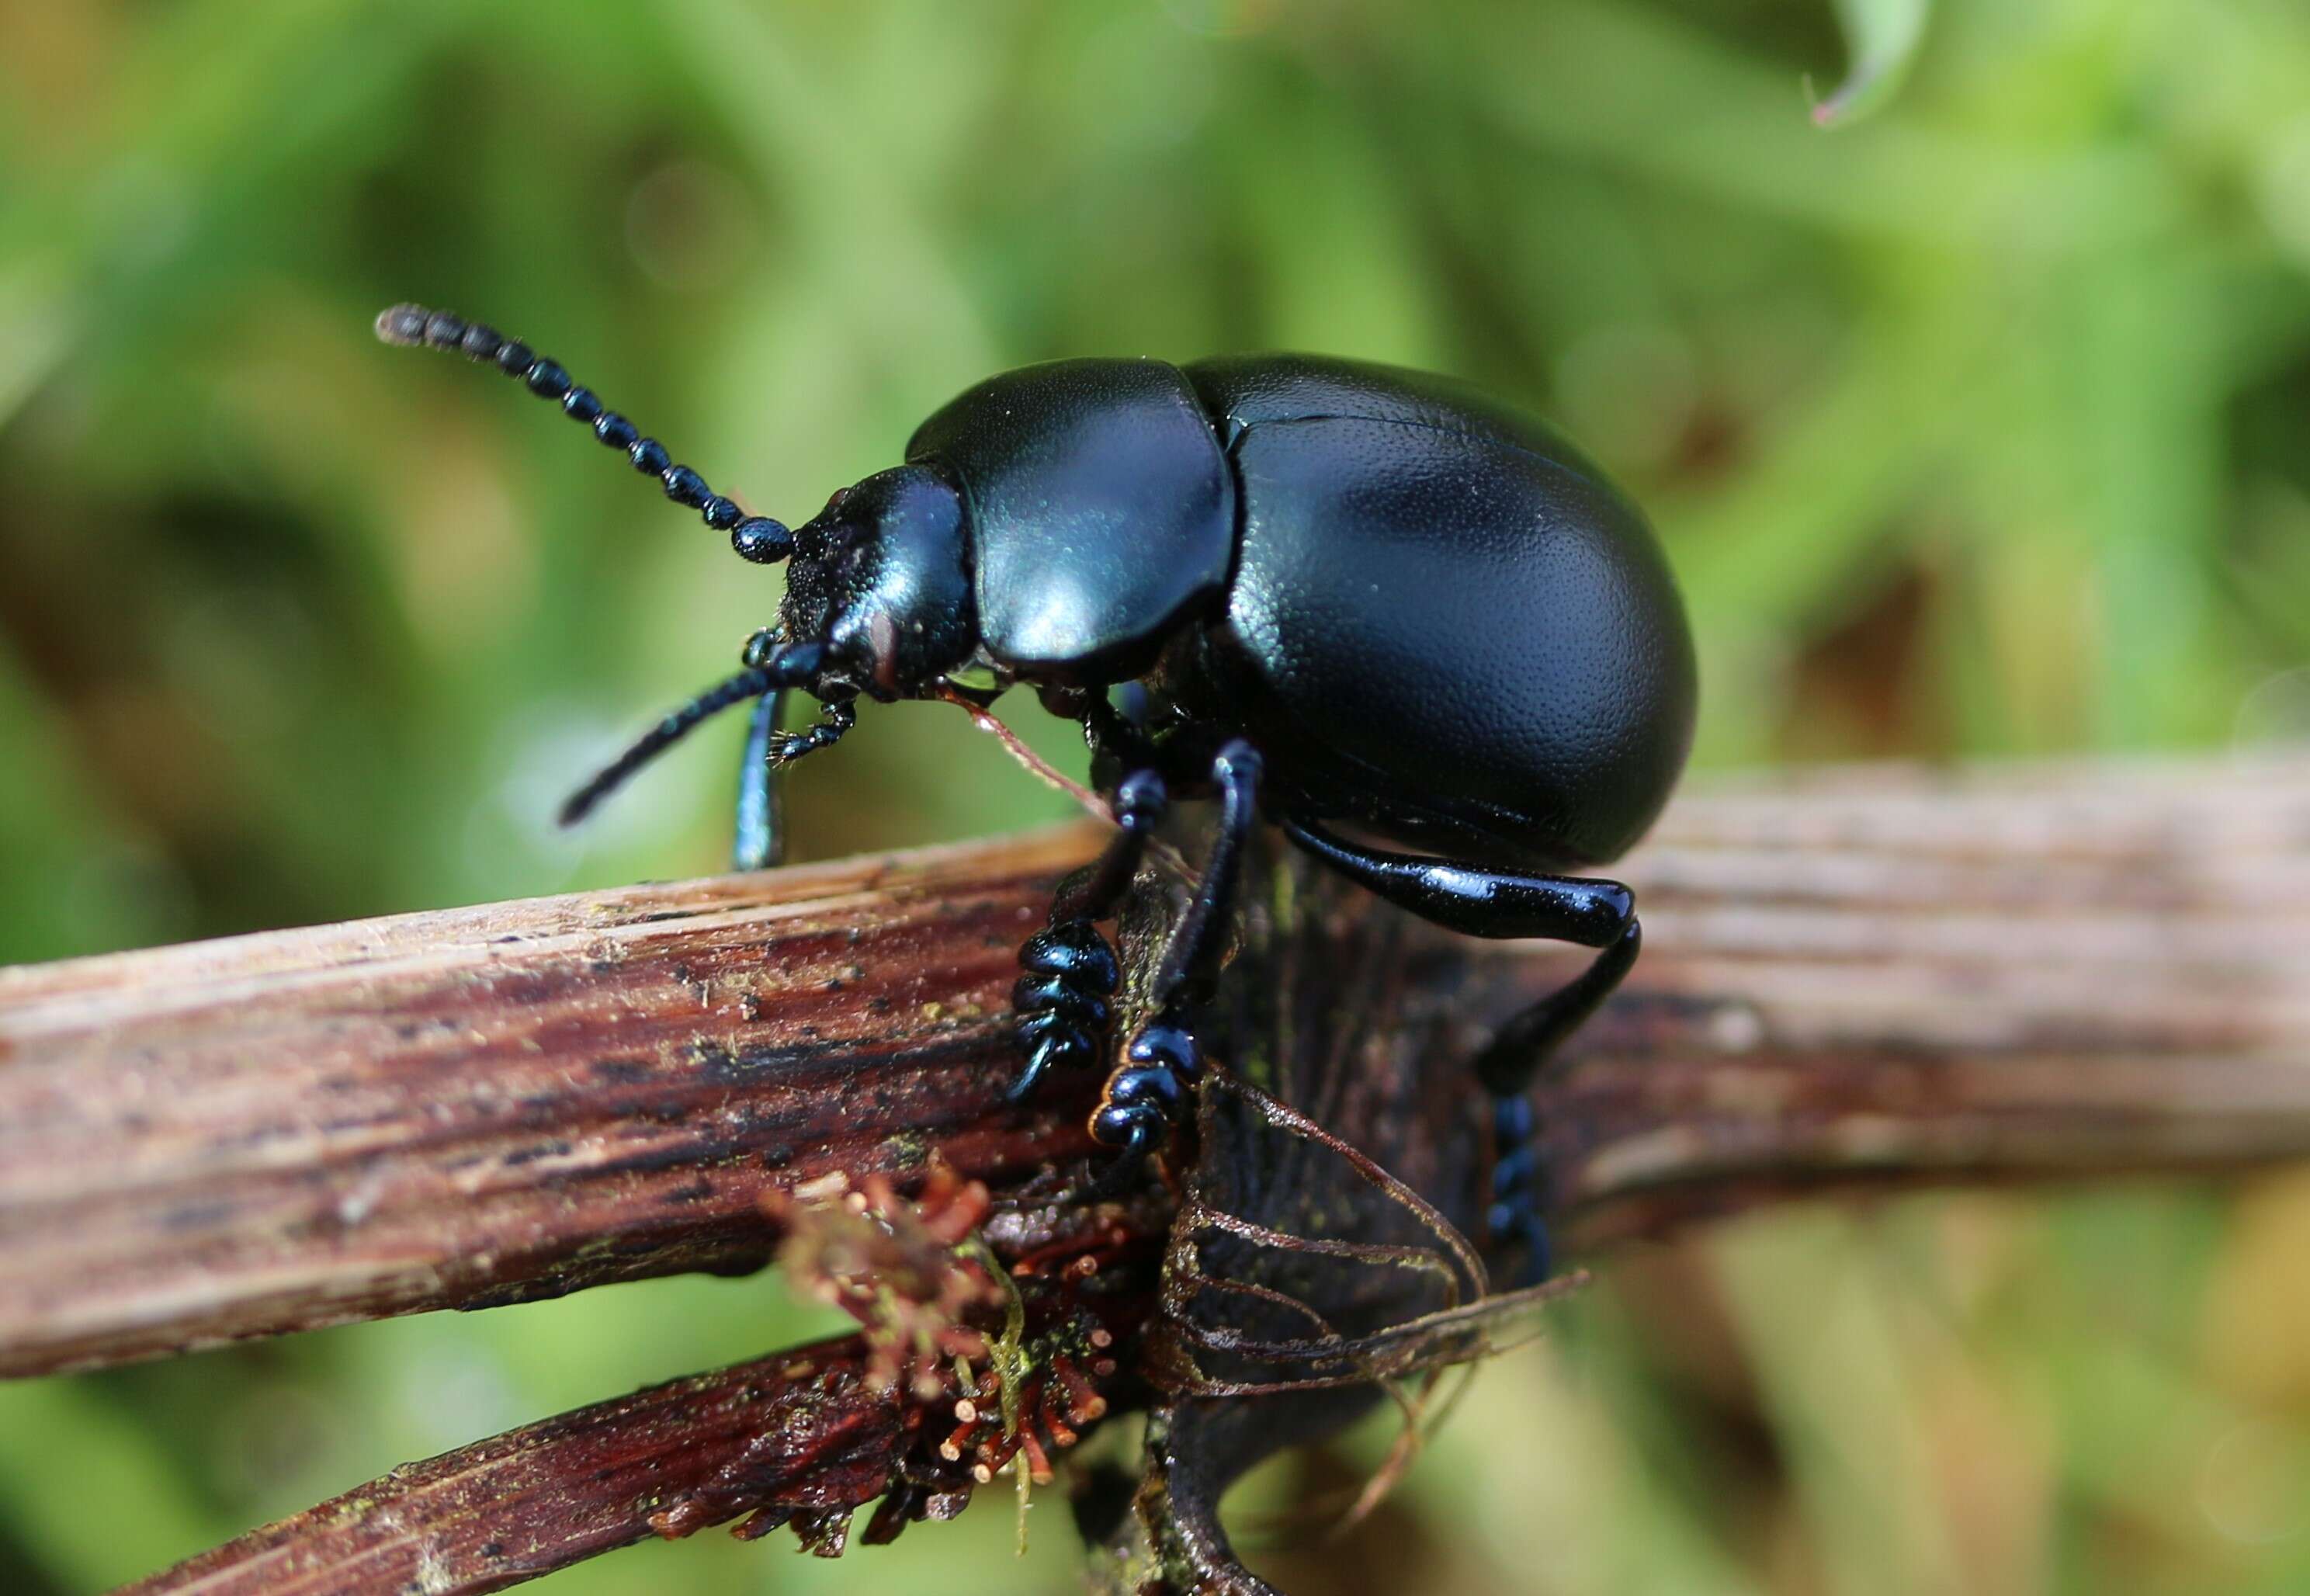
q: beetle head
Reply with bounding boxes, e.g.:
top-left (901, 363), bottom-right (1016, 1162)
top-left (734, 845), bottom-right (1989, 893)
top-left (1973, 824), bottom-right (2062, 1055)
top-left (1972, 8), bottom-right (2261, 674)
top-left (775, 465), bottom-right (976, 702)
top-left (555, 463), bottom-right (981, 831)
top-left (369, 302), bottom-right (985, 831)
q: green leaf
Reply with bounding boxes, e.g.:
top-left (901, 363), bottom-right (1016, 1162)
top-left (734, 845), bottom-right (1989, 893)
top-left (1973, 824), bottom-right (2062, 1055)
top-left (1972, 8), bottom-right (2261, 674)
top-left (1812, 0), bottom-right (1930, 127)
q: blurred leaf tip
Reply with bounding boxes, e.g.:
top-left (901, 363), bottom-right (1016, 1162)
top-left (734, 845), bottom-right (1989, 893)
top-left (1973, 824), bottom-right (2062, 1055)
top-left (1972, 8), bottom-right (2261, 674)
top-left (1812, 0), bottom-right (1930, 128)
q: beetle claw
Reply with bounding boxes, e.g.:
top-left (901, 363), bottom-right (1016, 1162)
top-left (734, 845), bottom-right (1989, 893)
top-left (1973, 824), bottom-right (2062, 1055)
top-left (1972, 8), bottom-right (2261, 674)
top-left (1084, 1116), bottom-right (1162, 1200)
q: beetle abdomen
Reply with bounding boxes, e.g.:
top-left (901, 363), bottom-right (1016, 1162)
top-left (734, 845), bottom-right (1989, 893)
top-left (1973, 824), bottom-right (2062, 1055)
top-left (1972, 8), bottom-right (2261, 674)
top-left (1180, 358), bottom-right (1695, 868)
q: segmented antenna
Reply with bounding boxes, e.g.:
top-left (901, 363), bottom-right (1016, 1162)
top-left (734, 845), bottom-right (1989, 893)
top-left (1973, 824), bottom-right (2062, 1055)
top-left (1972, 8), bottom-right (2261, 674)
top-left (375, 303), bottom-right (795, 564)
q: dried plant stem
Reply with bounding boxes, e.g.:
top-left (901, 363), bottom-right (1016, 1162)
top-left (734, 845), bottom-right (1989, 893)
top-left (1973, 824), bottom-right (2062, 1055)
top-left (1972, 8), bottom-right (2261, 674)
top-left (1544, 755), bottom-right (2310, 1244)
top-left (17, 755), bottom-right (2301, 1596)
top-left (117, 1331), bottom-right (890, 1596)
top-left (0, 829), bottom-right (1105, 1376)
top-left (2, 757), bottom-right (2305, 1380)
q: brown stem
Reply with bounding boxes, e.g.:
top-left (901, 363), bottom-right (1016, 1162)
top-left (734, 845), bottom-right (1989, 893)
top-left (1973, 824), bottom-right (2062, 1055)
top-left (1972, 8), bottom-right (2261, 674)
top-left (116, 1331), bottom-right (899, 1596)
top-left (1539, 755), bottom-right (2310, 1244)
top-left (0, 828), bottom-right (1108, 1376)
top-left (5, 761), bottom-right (2307, 1379)
top-left (4, 766), bottom-right (2310, 1386)
top-left (37, 755), bottom-right (2308, 1596)
top-left (119, 1182), bottom-right (1167, 1596)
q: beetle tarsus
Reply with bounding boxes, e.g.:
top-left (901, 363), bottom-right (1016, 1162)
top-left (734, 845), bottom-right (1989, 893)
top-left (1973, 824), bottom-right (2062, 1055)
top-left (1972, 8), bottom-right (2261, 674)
top-left (1005, 769), bottom-right (1166, 1109)
top-left (1008, 920), bottom-right (1120, 1105)
top-left (1486, 1092), bottom-right (1552, 1289)
top-left (1004, 918), bottom-right (1119, 1105)
top-left (768, 699), bottom-right (857, 765)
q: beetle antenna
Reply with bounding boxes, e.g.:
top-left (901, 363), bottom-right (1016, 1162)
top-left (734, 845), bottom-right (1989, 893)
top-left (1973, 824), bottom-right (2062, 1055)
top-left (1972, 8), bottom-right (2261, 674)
top-left (560, 644), bottom-right (828, 827)
top-left (376, 303), bottom-right (796, 566)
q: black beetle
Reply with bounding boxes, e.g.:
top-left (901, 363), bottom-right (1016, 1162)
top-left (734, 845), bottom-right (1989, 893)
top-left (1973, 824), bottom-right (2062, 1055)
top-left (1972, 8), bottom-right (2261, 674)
top-left (376, 304), bottom-right (1697, 1275)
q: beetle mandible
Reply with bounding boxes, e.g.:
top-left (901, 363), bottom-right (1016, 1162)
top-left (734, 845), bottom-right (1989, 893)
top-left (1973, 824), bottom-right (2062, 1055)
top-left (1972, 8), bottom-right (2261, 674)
top-left (376, 305), bottom-right (1698, 1280)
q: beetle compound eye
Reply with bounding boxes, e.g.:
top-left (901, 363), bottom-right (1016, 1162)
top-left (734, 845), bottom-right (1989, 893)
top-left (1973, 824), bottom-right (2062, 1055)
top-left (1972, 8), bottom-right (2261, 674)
top-left (866, 612), bottom-right (903, 695)
top-left (740, 626), bottom-right (782, 669)
top-left (373, 302), bottom-right (794, 562)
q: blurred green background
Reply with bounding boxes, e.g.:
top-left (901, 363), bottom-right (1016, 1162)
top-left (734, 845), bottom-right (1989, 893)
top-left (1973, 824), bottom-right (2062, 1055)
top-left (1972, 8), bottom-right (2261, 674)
top-left (3, 0), bottom-right (2309, 1591)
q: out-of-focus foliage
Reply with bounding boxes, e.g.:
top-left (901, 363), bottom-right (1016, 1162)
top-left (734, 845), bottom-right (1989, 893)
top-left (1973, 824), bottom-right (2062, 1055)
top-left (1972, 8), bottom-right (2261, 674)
top-left (1, 2), bottom-right (2307, 1591)
top-left (1815, 0), bottom-right (1932, 126)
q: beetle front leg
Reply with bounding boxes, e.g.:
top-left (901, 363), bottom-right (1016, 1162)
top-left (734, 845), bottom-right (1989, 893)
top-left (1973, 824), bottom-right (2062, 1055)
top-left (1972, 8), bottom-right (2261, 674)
top-left (1089, 740), bottom-right (1264, 1190)
top-left (1008, 769), bottom-right (1167, 1105)
top-left (731, 687), bottom-right (789, 871)
top-left (730, 697), bottom-right (855, 871)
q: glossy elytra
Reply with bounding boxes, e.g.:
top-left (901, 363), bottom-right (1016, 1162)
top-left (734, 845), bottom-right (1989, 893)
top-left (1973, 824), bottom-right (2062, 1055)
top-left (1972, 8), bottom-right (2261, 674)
top-left (376, 304), bottom-right (1698, 1282)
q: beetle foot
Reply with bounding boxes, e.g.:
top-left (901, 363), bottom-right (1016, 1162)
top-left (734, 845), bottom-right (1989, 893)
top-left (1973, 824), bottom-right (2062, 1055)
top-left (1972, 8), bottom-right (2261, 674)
top-left (1486, 1092), bottom-right (1552, 1289)
top-left (1007, 919), bottom-right (1121, 1105)
top-left (1080, 1016), bottom-right (1201, 1192)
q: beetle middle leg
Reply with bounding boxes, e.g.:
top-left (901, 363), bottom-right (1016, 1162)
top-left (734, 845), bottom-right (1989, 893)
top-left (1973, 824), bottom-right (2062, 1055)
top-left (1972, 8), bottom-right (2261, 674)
top-left (1280, 817), bottom-right (1641, 1283)
top-left (1086, 739), bottom-right (1264, 1191)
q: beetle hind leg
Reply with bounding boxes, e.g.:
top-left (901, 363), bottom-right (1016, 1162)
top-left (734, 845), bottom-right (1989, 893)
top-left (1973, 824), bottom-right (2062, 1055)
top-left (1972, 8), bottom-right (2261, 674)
top-left (1486, 1094), bottom-right (1551, 1288)
top-left (1469, 918), bottom-right (1641, 1096)
top-left (1467, 918), bottom-right (1640, 1288)
top-left (1280, 816), bottom-right (1642, 1283)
